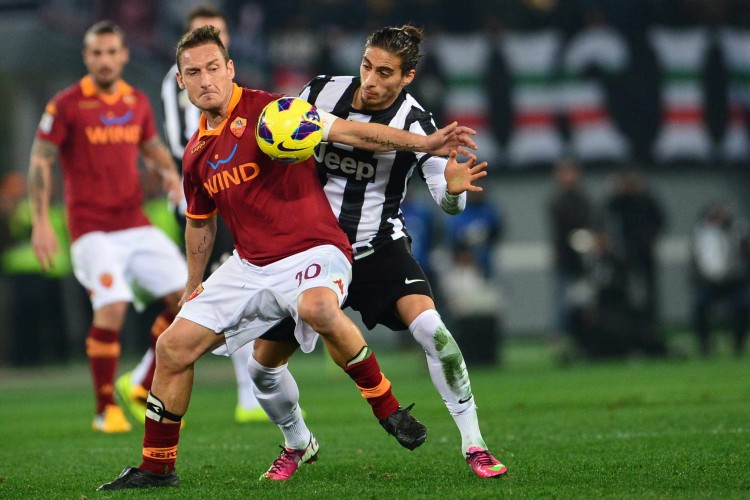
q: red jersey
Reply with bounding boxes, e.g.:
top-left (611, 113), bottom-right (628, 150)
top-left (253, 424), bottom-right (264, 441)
top-left (36, 76), bottom-right (156, 240)
top-left (183, 84), bottom-right (351, 266)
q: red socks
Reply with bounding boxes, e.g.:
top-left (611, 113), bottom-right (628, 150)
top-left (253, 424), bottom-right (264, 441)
top-left (140, 416), bottom-right (180, 474)
top-left (343, 352), bottom-right (400, 420)
top-left (142, 310), bottom-right (177, 391)
top-left (85, 326), bottom-right (120, 414)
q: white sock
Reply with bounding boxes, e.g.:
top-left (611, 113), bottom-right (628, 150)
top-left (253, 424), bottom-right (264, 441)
top-left (130, 348), bottom-right (153, 387)
top-left (231, 341), bottom-right (260, 410)
top-left (410, 309), bottom-right (487, 454)
top-left (247, 355), bottom-right (310, 450)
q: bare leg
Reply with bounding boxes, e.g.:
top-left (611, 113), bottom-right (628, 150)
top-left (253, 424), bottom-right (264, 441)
top-left (149, 318), bottom-right (224, 419)
top-left (297, 287), bottom-right (366, 366)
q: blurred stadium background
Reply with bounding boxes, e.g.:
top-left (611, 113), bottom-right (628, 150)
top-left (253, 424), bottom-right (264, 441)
top-left (2, 0), bottom-right (750, 366)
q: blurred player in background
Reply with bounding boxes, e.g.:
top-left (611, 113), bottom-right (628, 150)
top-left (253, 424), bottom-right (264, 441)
top-left (116, 4), bottom-right (266, 426)
top-left (253, 24), bottom-right (506, 479)
top-left (28, 21), bottom-right (187, 434)
top-left (98, 25), bottom-right (475, 490)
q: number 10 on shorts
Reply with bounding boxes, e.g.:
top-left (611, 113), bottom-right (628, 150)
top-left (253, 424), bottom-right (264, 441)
top-left (295, 263), bottom-right (321, 286)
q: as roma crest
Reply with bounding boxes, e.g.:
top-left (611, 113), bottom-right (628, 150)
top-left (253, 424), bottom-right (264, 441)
top-left (230, 117), bottom-right (247, 138)
top-left (99, 272), bottom-right (114, 288)
top-left (186, 284), bottom-right (204, 302)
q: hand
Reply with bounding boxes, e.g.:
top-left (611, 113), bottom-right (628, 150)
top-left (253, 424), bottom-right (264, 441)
top-left (179, 283), bottom-right (200, 309)
top-left (178, 291), bottom-right (188, 309)
top-left (445, 148), bottom-right (488, 195)
top-left (31, 220), bottom-right (60, 271)
top-left (424, 122), bottom-right (478, 156)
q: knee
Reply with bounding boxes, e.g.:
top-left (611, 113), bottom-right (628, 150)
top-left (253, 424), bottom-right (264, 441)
top-left (246, 354), bottom-right (267, 386)
top-left (93, 302), bottom-right (128, 331)
top-left (155, 328), bottom-right (192, 371)
top-left (252, 339), bottom-right (295, 368)
top-left (298, 294), bottom-right (339, 333)
top-left (247, 354), bottom-right (286, 390)
top-left (411, 310), bottom-right (463, 357)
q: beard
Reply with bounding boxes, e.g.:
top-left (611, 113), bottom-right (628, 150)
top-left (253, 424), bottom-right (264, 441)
top-left (91, 67), bottom-right (119, 90)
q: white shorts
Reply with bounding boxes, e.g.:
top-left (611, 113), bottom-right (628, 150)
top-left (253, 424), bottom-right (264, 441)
top-left (71, 226), bottom-right (188, 311)
top-left (178, 245), bottom-right (351, 355)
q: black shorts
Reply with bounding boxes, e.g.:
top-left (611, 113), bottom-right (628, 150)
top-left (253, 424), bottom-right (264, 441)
top-left (259, 237), bottom-right (433, 343)
top-left (347, 237), bottom-right (433, 331)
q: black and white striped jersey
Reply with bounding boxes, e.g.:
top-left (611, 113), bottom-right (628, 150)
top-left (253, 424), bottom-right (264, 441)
top-left (299, 75), bottom-right (465, 257)
top-left (161, 63), bottom-right (202, 168)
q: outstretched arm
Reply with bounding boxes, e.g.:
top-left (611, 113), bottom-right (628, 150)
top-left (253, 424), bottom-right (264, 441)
top-left (324, 109), bottom-right (477, 155)
top-left (28, 137), bottom-right (60, 271)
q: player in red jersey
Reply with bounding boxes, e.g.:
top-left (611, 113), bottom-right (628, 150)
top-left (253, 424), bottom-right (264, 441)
top-left (28, 21), bottom-right (187, 434)
top-left (98, 25), bottom-right (477, 490)
top-left (115, 4), bottom-right (268, 428)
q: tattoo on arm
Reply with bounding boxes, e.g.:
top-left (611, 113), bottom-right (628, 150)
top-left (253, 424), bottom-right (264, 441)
top-left (190, 235), bottom-right (210, 256)
top-left (361, 136), bottom-right (418, 151)
top-left (31, 139), bottom-right (58, 162)
top-left (28, 139), bottom-right (58, 217)
top-left (30, 167), bottom-right (46, 217)
top-left (30, 166), bottom-right (45, 192)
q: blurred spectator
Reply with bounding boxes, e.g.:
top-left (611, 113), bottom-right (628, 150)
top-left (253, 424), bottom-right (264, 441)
top-left (39, 0), bottom-right (94, 39)
top-left (441, 243), bottom-right (502, 315)
top-left (547, 159), bottom-right (593, 340)
top-left (485, 21), bottom-right (513, 151)
top-left (605, 169), bottom-right (666, 330)
top-left (439, 243), bottom-right (503, 365)
top-left (690, 202), bottom-right (750, 357)
top-left (226, 1), bottom-right (271, 88)
top-left (407, 48), bottom-right (447, 130)
top-left (400, 192), bottom-right (437, 283)
top-left (96, 0), bottom-right (159, 56)
top-left (445, 190), bottom-right (503, 278)
top-left (566, 228), bottom-right (668, 360)
top-left (437, 190), bottom-right (504, 365)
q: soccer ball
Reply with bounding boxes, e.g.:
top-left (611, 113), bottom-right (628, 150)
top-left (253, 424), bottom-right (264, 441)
top-left (256, 97), bottom-right (323, 164)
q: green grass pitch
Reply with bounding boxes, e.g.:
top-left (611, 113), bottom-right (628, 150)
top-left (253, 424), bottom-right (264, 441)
top-left (0, 339), bottom-right (748, 498)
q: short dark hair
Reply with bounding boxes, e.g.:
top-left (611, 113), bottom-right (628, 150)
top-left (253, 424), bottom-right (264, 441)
top-left (84, 20), bottom-right (126, 48)
top-left (364, 24), bottom-right (423, 73)
top-left (185, 4), bottom-right (227, 31)
top-left (175, 25), bottom-right (229, 71)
